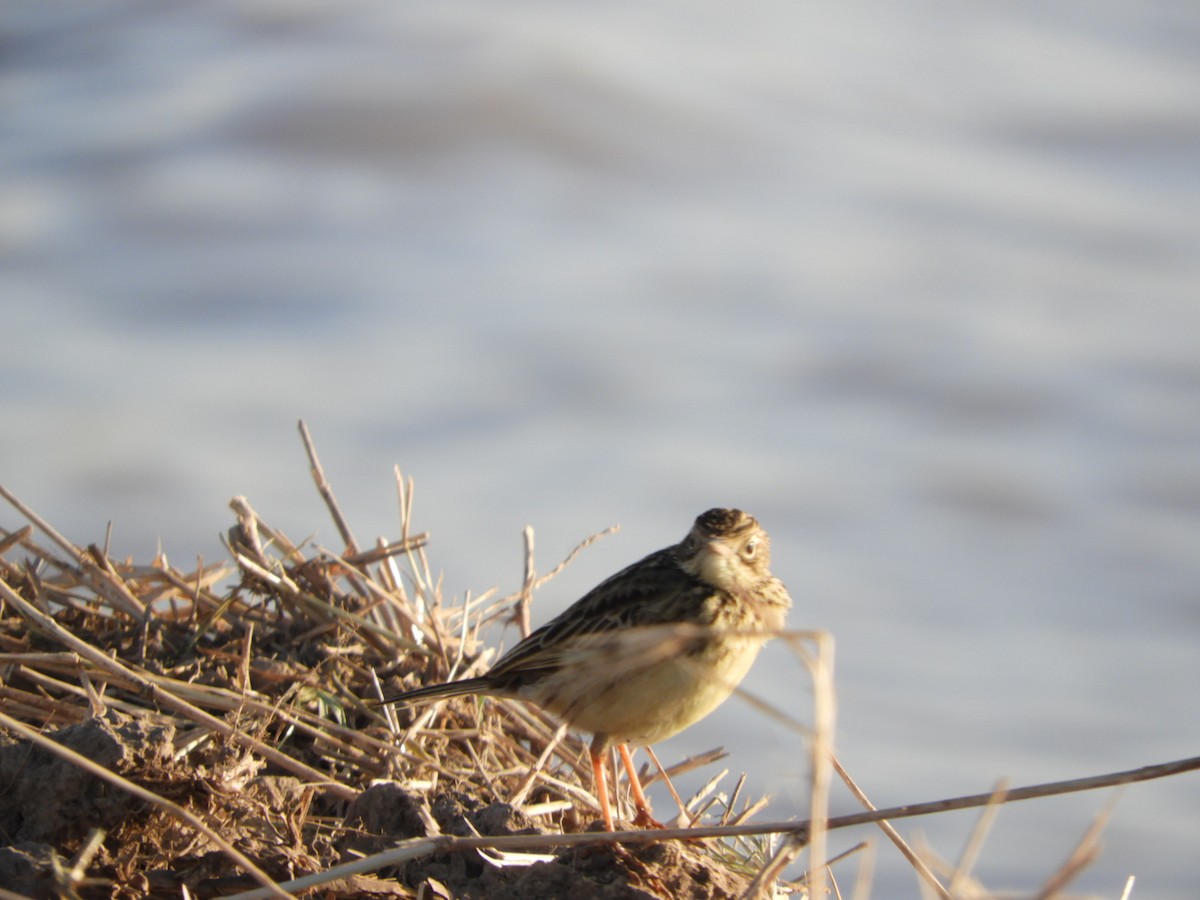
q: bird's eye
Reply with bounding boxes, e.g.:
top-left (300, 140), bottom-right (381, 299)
top-left (742, 538), bottom-right (758, 558)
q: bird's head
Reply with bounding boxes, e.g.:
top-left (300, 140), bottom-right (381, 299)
top-left (677, 508), bottom-right (772, 592)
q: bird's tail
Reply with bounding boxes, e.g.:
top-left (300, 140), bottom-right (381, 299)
top-left (376, 676), bottom-right (494, 707)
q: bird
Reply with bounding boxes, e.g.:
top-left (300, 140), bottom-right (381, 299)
top-left (378, 508), bottom-right (792, 831)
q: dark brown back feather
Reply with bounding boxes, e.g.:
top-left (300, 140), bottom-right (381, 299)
top-left (485, 546), bottom-right (711, 690)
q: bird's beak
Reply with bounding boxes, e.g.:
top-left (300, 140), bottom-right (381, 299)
top-left (705, 540), bottom-right (733, 557)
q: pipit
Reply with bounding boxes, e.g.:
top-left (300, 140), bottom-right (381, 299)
top-left (379, 508), bottom-right (792, 830)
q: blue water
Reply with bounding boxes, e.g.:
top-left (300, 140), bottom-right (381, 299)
top-left (4, 2), bottom-right (1199, 895)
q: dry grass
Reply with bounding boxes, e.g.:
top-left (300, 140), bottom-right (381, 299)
top-left (1, 422), bottom-right (1196, 899)
top-left (0, 427), bottom-right (771, 899)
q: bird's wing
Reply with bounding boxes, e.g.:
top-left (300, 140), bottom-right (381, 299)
top-left (487, 547), bottom-right (710, 683)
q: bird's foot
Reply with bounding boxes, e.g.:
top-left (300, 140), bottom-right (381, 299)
top-left (631, 807), bottom-right (666, 829)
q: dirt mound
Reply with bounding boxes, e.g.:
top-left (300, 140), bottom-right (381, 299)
top-left (0, 476), bottom-right (761, 898)
top-left (0, 708), bottom-right (749, 897)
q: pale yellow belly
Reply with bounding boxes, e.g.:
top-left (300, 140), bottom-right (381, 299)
top-left (530, 634), bottom-right (764, 747)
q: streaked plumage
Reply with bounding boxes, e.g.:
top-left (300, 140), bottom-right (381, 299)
top-left (380, 508), bottom-right (792, 829)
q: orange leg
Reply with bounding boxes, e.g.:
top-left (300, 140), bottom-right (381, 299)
top-left (618, 743), bottom-right (665, 829)
top-left (590, 745), bottom-right (615, 831)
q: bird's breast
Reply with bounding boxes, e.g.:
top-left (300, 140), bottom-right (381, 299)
top-left (528, 627), bottom-right (766, 748)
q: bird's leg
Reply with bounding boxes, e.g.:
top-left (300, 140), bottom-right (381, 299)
top-left (618, 743), bottom-right (665, 829)
top-left (589, 737), bottom-right (615, 831)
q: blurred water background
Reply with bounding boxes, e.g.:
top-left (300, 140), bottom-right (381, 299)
top-left (3, 1), bottom-right (1199, 895)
